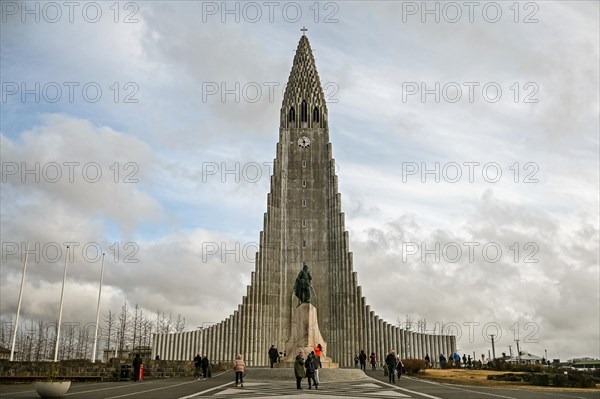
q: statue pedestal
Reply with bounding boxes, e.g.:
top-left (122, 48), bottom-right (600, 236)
top-left (276, 302), bottom-right (338, 368)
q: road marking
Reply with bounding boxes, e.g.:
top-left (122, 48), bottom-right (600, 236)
top-left (66, 380), bottom-right (162, 396)
top-left (366, 377), bottom-right (443, 399)
top-left (177, 375), bottom-right (232, 399)
top-left (103, 380), bottom-right (197, 399)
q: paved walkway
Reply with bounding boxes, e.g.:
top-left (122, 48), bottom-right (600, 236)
top-left (1, 369), bottom-right (598, 399)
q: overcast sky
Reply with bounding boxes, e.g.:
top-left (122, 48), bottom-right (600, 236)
top-left (1, 1), bottom-right (598, 361)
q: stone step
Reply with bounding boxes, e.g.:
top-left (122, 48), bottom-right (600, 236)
top-left (274, 360), bottom-right (339, 369)
top-left (241, 367), bottom-right (368, 382)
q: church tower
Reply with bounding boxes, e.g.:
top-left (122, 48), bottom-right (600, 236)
top-left (152, 33), bottom-right (456, 367)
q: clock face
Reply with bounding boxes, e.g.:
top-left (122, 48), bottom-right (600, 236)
top-left (298, 136), bottom-right (311, 148)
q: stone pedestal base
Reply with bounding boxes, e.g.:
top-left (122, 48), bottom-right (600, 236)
top-left (277, 302), bottom-right (338, 368)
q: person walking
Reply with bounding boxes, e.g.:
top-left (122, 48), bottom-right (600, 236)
top-left (233, 354), bottom-right (245, 388)
top-left (453, 352), bottom-right (461, 368)
top-left (305, 352), bottom-right (318, 389)
top-left (294, 353), bottom-right (306, 390)
top-left (424, 354), bottom-right (431, 369)
top-left (268, 345), bottom-right (279, 368)
top-left (193, 353), bottom-right (202, 380)
top-left (359, 350), bottom-right (367, 371)
top-left (396, 357), bottom-right (404, 381)
top-left (201, 355), bottom-right (209, 380)
top-left (132, 353), bottom-right (142, 382)
top-left (370, 352), bottom-right (377, 370)
top-left (385, 350), bottom-right (397, 383)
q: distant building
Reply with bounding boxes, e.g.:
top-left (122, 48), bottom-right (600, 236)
top-left (571, 359), bottom-right (600, 369)
top-left (507, 351), bottom-right (543, 364)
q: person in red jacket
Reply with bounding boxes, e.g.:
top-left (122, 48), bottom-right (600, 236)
top-left (313, 343), bottom-right (322, 365)
top-left (370, 352), bottom-right (377, 370)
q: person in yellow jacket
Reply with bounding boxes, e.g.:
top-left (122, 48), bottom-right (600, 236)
top-left (233, 354), bottom-right (245, 387)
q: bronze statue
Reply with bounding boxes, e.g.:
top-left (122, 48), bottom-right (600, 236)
top-left (293, 263), bottom-right (312, 303)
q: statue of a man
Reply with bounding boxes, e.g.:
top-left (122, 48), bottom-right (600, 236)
top-left (293, 263), bottom-right (312, 303)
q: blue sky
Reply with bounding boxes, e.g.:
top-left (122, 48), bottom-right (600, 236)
top-left (1, 1), bottom-right (599, 361)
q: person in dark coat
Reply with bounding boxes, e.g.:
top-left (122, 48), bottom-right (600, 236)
top-left (439, 353), bottom-right (447, 368)
top-left (359, 350), bottom-right (367, 371)
top-left (194, 353), bottom-right (202, 380)
top-left (268, 345), bottom-right (279, 368)
top-left (305, 353), bottom-right (318, 389)
top-left (132, 353), bottom-right (142, 382)
top-left (294, 353), bottom-right (306, 389)
top-left (385, 350), bottom-right (397, 383)
top-left (396, 357), bottom-right (404, 380)
top-left (201, 355), bottom-right (209, 380)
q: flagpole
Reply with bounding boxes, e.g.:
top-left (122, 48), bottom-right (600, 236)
top-left (91, 253), bottom-right (105, 363)
top-left (54, 245), bottom-right (70, 362)
top-left (10, 242), bottom-right (29, 362)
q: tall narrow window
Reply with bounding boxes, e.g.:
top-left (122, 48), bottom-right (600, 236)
top-left (313, 107), bottom-right (319, 123)
top-left (301, 100), bottom-right (308, 122)
top-left (302, 199), bottom-right (306, 207)
top-left (302, 240), bottom-right (306, 248)
top-left (288, 107), bottom-right (295, 122)
top-left (302, 220), bottom-right (307, 227)
top-left (302, 179), bottom-right (306, 187)
top-left (302, 160), bottom-right (307, 167)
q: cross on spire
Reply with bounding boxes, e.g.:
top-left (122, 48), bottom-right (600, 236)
top-left (301, 26), bottom-right (308, 36)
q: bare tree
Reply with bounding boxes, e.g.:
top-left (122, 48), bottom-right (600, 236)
top-left (175, 314), bottom-right (187, 333)
top-left (141, 317), bottom-right (153, 348)
top-left (77, 323), bottom-right (93, 359)
top-left (417, 318), bottom-right (427, 333)
top-left (62, 322), bottom-right (78, 360)
top-left (41, 321), bottom-right (55, 361)
top-left (0, 319), bottom-right (12, 349)
top-left (103, 310), bottom-right (116, 358)
top-left (155, 312), bottom-right (173, 334)
top-left (404, 315), bottom-right (414, 331)
top-left (117, 301), bottom-right (130, 354)
top-left (132, 304), bottom-right (140, 351)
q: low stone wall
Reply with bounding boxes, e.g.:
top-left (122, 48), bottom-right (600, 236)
top-left (0, 360), bottom-right (230, 382)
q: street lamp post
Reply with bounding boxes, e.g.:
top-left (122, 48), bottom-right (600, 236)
top-left (91, 253), bottom-right (105, 363)
top-left (54, 245), bottom-right (70, 362)
top-left (10, 242), bottom-right (30, 361)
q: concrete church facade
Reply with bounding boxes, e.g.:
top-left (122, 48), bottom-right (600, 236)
top-left (152, 33), bottom-right (456, 367)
